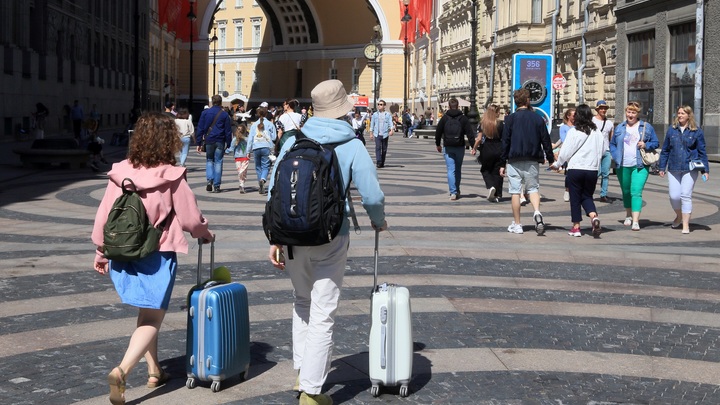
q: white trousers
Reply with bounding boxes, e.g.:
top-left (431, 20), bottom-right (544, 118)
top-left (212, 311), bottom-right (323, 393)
top-left (667, 170), bottom-right (698, 214)
top-left (285, 234), bottom-right (349, 395)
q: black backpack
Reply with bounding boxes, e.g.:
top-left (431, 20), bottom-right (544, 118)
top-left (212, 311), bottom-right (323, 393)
top-left (103, 178), bottom-right (164, 262)
top-left (262, 134), bottom-right (350, 247)
top-left (442, 115), bottom-right (465, 147)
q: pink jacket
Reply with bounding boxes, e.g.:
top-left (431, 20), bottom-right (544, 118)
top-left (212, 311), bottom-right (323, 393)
top-left (92, 160), bottom-right (213, 264)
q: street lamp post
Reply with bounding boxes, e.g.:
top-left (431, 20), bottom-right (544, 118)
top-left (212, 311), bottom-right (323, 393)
top-left (372, 25), bottom-right (381, 110)
top-left (401, 0), bottom-right (411, 112)
top-left (466, 0), bottom-right (479, 129)
top-left (211, 28), bottom-right (218, 95)
top-left (187, 0), bottom-right (196, 112)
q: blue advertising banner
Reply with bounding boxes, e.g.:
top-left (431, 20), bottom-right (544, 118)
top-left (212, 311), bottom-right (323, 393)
top-left (512, 53), bottom-right (554, 133)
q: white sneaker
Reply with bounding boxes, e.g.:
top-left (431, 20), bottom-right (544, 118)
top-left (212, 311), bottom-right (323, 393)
top-left (519, 195), bottom-right (527, 205)
top-left (623, 217), bottom-right (632, 226)
top-left (487, 187), bottom-right (496, 202)
top-left (563, 190), bottom-right (570, 202)
top-left (507, 222), bottom-right (524, 234)
top-left (632, 222), bottom-right (640, 231)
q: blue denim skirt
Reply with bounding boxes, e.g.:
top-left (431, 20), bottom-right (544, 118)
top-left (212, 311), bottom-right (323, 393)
top-left (110, 251), bottom-right (177, 310)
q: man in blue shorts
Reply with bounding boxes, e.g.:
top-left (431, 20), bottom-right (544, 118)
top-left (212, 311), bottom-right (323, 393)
top-left (499, 89), bottom-right (555, 235)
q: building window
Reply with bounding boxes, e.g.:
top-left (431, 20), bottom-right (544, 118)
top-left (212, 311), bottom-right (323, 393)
top-left (531, 0), bottom-right (542, 24)
top-left (235, 22), bottom-right (243, 51)
top-left (219, 1), bottom-right (225, 9)
top-left (669, 23), bottom-right (696, 122)
top-left (252, 21), bottom-right (261, 49)
top-left (627, 31), bottom-right (655, 122)
top-left (253, 0), bottom-right (259, 6)
top-left (236, 0), bottom-right (243, 8)
top-left (235, 71), bottom-right (242, 92)
top-left (219, 27), bottom-right (226, 50)
top-left (252, 70), bottom-right (260, 91)
top-left (352, 67), bottom-right (360, 93)
top-left (218, 71), bottom-right (225, 93)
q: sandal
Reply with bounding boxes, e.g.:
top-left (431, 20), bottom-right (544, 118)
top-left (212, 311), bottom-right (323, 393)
top-left (147, 369), bottom-right (170, 388)
top-left (107, 366), bottom-right (126, 405)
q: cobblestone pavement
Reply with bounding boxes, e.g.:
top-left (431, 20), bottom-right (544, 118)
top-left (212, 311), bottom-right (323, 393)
top-left (1, 132), bottom-right (719, 404)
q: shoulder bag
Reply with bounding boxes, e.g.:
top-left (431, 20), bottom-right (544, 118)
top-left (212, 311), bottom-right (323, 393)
top-left (638, 121), bottom-right (659, 166)
top-left (200, 109), bottom-right (225, 152)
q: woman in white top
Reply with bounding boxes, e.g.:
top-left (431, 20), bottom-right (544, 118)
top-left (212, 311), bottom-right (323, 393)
top-left (174, 108), bottom-right (194, 167)
top-left (551, 104), bottom-right (604, 237)
top-left (275, 98), bottom-right (305, 152)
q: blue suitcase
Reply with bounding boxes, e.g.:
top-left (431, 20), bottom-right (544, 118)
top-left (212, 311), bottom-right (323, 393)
top-left (186, 240), bottom-right (250, 392)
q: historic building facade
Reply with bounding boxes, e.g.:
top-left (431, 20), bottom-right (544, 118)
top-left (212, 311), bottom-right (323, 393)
top-left (615, 0), bottom-right (718, 153)
top-left (0, 0), bottom-right (191, 139)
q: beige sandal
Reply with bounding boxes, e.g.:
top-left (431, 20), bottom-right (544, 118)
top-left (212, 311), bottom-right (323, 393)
top-left (147, 369), bottom-right (170, 388)
top-left (107, 366), bottom-right (126, 405)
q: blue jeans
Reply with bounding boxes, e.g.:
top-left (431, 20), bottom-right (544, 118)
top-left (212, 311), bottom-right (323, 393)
top-left (374, 135), bottom-right (388, 166)
top-left (253, 147), bottom-right (271, 182)
top-left (443, 146), bottom-right (466, 195)
top-left (179, 136), bottom-right (191, 166)
top-left (598, 150), bottom-right (611, 197)
top-left (205, 141), bottom-right (225, 187)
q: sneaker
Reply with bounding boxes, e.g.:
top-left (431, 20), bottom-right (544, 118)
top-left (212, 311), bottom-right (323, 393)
top-left (206, 180), bottom-right (213, 192)
top-left (299, 392), bottom-right (333, 405)
top-left (212, 186), bottom-right (221, 193)
top-left (89, 162), bottom-right (100, 172)
top-left (533, 212), bottom-right (545, 236)
top-left (568, 226), bottom-right (582, 237)
top-left (450, 194), bottom-right (458, 201)
top-left (487, 187), bottom-right (496, 202)
top-left (259, 179), bottom-right (267, 195)
top-left (239, 186), bottom-right (246, 194)
top-left (507, 222), bottom-right (524, 234)
top-left (631, 222), bottom-right (640, 231)
top-left (563, 190), bottom-right (570, 202)
top-left (623, 217), bottom-right (632, 226)
top-left (492, 197), bottom-right (500, 203)
top-left (519, 195), bottom-right (527, 205)
top-left (591, 217), bottom-right (601, 236)
top-left (599, 196), bottom-right (609, 203)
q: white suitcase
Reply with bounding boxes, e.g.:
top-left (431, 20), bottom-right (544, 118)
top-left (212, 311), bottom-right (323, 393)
top-left (368, 231), bottom-right (413, 397)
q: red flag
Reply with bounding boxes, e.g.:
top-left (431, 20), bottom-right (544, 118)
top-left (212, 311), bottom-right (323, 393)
top-left (159, 0), bottom-right (197, 42)
top-left (398, 0), bottom-right (416, 44)
top-left (416, 0), bottom-right (432, 36)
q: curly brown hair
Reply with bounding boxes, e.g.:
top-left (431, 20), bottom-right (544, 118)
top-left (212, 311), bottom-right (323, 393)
top-left (127, 112), bottom-right (181, 168)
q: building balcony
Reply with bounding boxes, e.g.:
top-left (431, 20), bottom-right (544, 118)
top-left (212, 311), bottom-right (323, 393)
top-left (494, 23), bottom-right (546, 52)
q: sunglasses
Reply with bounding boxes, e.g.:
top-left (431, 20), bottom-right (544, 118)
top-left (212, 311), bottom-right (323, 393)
top-left (628, 101), bottom-right (641, 108)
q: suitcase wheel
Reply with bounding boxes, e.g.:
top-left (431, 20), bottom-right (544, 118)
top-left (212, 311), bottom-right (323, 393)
top-left (211, 381), bottom-right (221, 392)
top-left (186, 377), bottom-right (197, 389)
top-left (370, 385), bottom-right (380, 397)
top-left (399, 384), bottom-right (409, 397)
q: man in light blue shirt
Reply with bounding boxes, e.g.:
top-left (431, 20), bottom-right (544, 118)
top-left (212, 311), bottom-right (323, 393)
top-left (369, 100), bottom-right (394, 168)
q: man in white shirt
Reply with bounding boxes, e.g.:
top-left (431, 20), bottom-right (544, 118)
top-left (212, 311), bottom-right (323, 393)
top-left (592, 100), bottom-right (614, 202)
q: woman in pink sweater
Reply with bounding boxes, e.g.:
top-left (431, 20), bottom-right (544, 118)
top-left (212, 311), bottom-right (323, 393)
top-left (92, 112), bottom-right (214, 405)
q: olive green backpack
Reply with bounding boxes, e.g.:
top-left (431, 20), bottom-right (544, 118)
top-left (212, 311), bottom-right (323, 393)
top-left (103, 178), bottom-right (165, 261)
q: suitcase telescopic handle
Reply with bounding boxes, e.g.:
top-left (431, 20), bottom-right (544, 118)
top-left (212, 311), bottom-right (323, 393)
top-left (372, 229), bottom-right (379, 291)
top-left (197, 238), bottom-right (215, 285)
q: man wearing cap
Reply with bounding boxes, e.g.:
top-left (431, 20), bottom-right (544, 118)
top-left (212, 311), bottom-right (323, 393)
top-left (267, 79), bottom-right (387, 405)
top-left (592, 100), bottom-right (614, 202)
